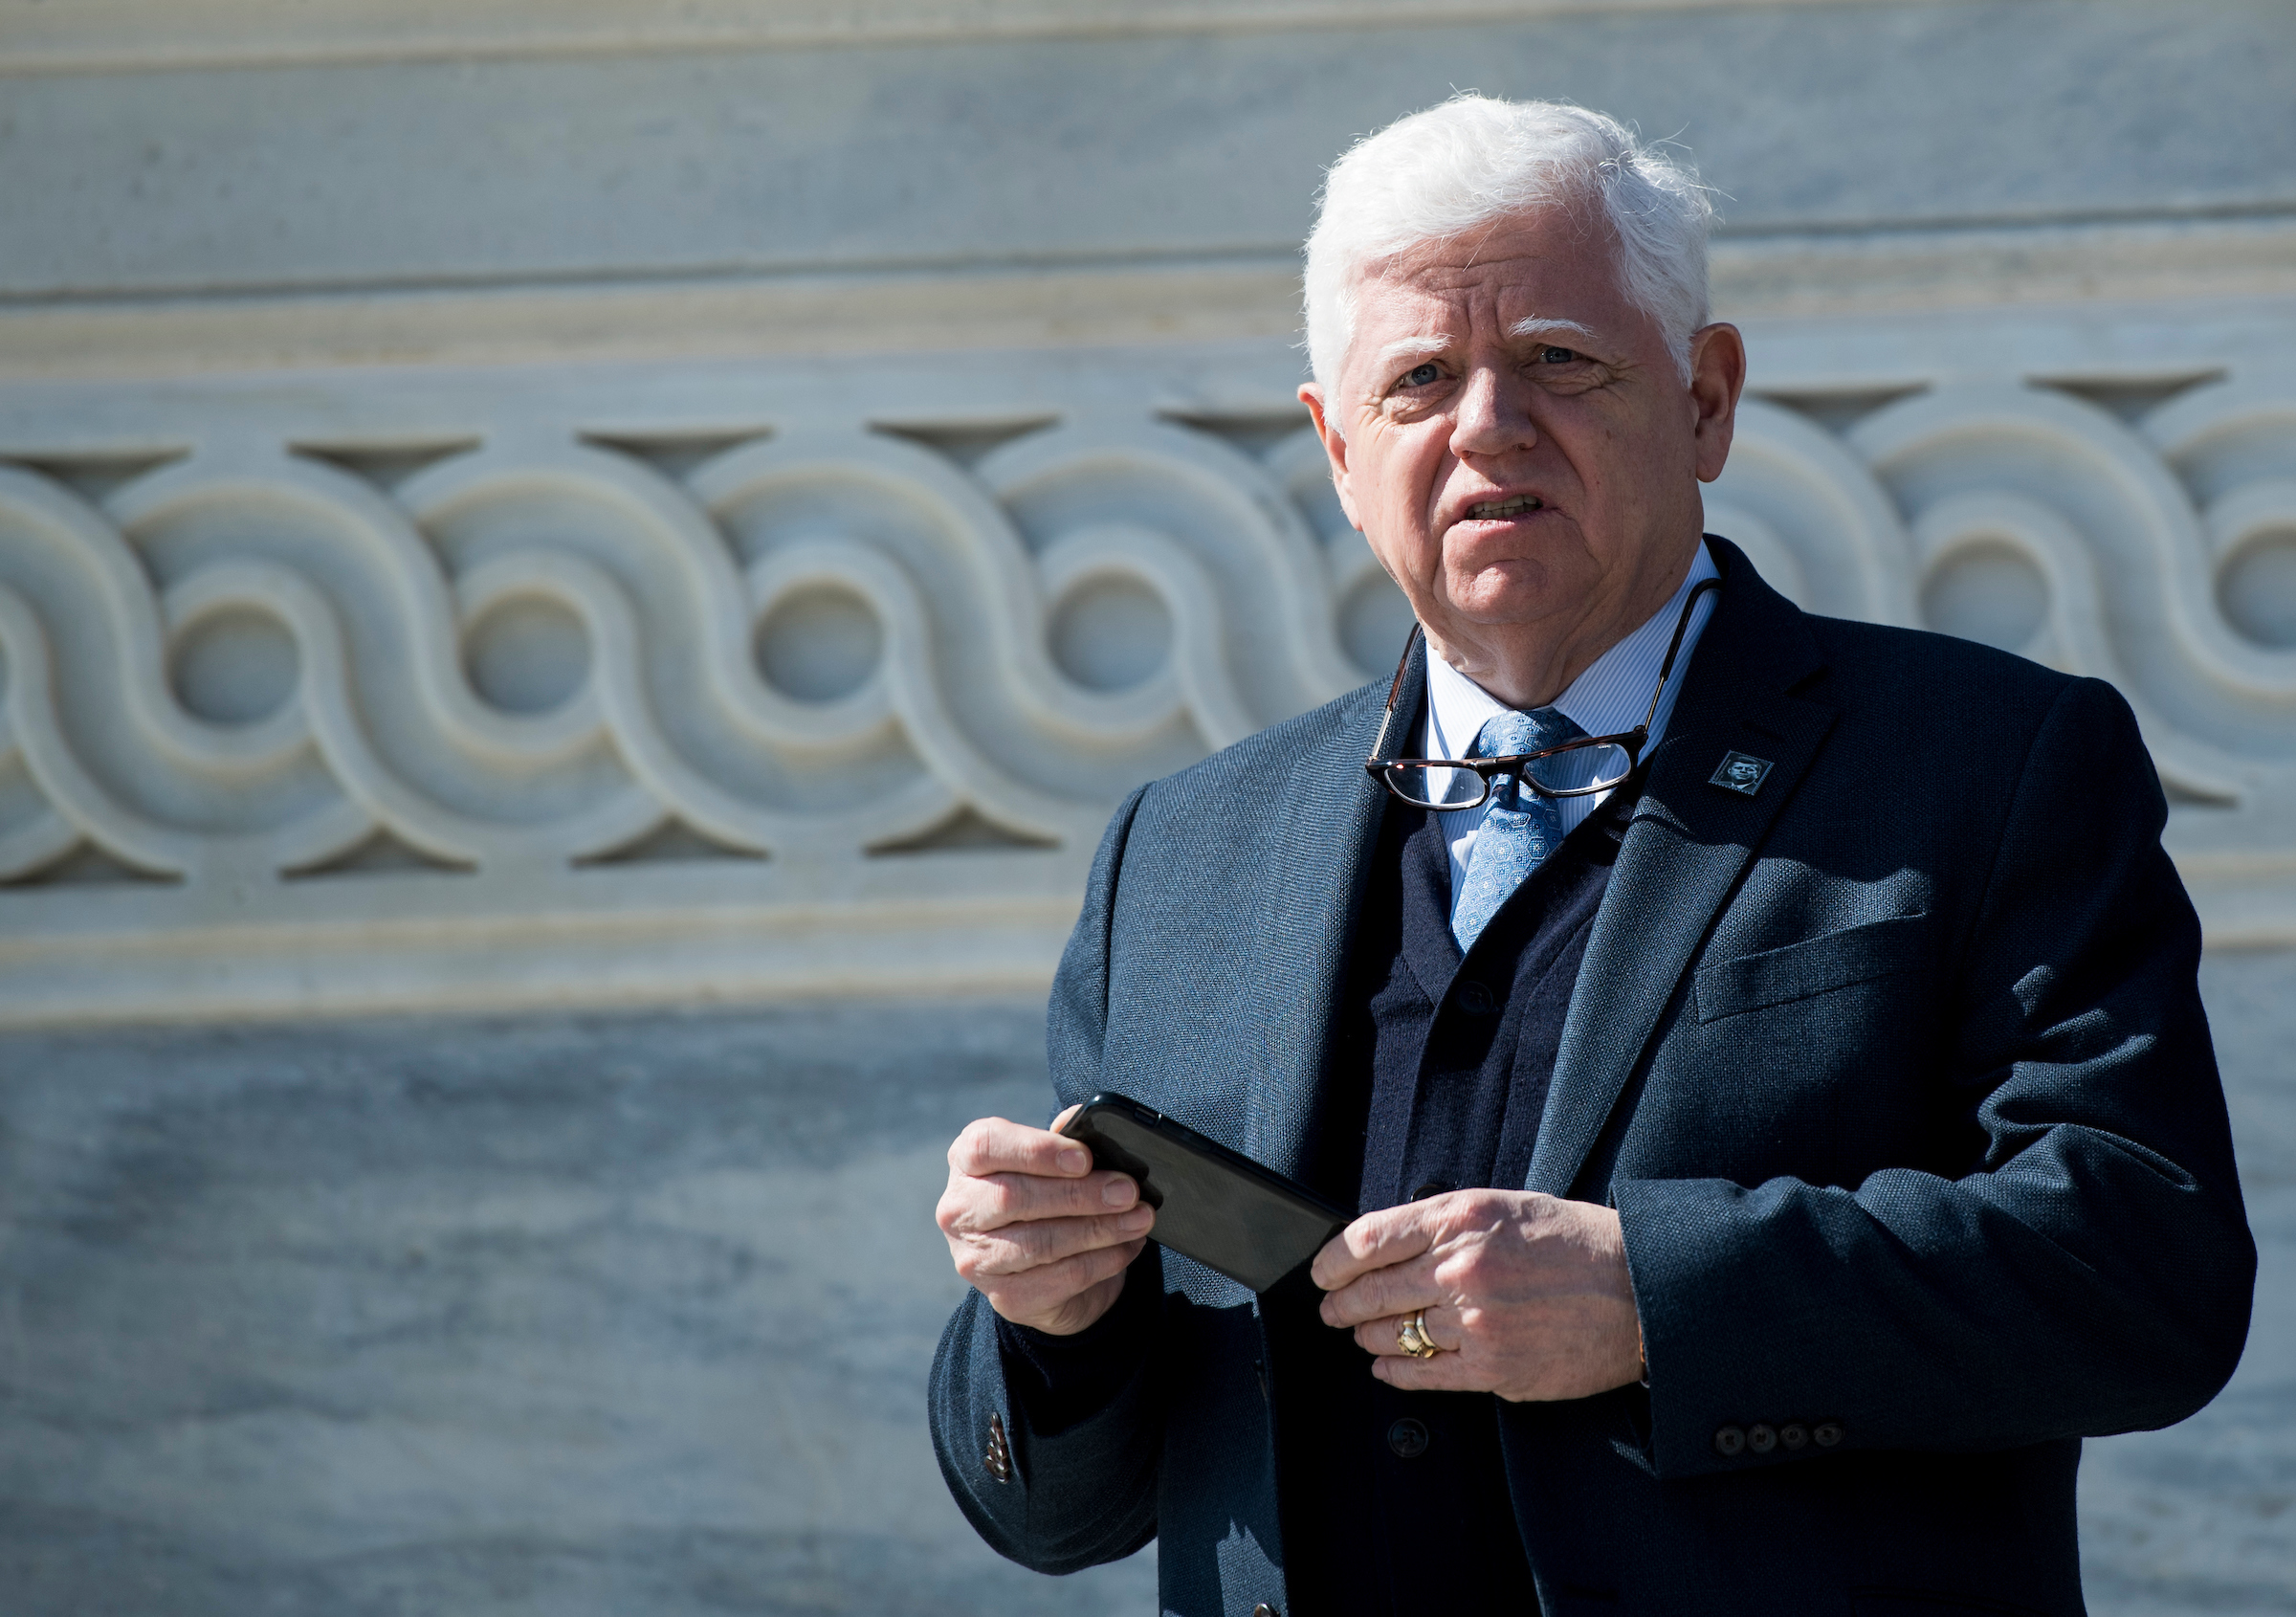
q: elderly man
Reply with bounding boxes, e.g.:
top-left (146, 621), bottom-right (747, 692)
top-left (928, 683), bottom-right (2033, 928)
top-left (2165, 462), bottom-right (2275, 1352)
top-left (929, 97), bottom-right (2253, 1615)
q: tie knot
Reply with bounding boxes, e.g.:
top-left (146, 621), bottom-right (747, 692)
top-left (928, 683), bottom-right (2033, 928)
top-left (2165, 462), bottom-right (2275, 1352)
top-left (1470, 706), bottom-right (1581, 760)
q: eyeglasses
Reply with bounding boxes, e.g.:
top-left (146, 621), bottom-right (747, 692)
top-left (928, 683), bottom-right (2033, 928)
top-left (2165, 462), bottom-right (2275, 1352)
top-left (1363, 575), bottom-right (1720, 811)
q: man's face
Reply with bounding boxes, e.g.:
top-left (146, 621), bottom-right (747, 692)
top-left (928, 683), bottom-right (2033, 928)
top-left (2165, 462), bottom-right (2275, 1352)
top-left (1300, 205), bottom-right (1743, 701)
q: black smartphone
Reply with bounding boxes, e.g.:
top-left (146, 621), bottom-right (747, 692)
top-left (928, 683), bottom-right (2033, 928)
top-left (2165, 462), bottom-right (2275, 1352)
top-left (1057, 1093), bottom-right (1352, 1293)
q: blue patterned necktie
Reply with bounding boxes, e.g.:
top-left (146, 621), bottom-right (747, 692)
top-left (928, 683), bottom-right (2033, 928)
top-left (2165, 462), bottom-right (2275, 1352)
top-left (1450, 707), bottom-right (1586, 953)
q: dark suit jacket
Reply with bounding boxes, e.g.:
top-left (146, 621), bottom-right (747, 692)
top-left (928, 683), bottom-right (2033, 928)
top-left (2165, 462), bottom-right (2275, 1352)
top-left (930, 541), bottom-right (2254, 1617)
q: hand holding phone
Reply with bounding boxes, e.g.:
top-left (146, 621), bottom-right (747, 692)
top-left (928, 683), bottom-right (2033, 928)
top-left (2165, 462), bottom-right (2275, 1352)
top-left (937, 1107), bottom-right (1158, 1337)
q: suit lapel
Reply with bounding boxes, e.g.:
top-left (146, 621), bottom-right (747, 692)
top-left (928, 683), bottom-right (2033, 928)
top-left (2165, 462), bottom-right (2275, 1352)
top-left (1527, 544), bottom-right (1839, 1198)
top-left (1241, 649), bottom-right (1421, 1179)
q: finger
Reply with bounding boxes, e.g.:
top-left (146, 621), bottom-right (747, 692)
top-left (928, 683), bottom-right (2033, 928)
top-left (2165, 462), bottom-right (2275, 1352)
top-left (1310, 1204), bottom-right (1437, 1293)
top-left (941, 1165), bottom-right (1143, 1236)
top-left (982, 1237), bottom-right (1146, 1323)
top-left (948, 1116), bottom-right (1093, 1181)
top-left (957, 1205), bottom-right (1157, 1279)
top-left (1370, 1349), bottom-right (1485, 1394)
top-left (1318, 1252), bottom-right (1440, 1328)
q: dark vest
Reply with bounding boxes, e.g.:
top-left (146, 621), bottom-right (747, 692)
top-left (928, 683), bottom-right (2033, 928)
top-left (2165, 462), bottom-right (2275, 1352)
top-left (1266, 782), bottom-right (1637, 1615)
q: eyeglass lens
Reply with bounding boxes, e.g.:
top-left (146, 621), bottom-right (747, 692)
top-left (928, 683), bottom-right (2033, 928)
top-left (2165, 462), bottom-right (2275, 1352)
top-left (1382, 741), bottom-right (1636, 808)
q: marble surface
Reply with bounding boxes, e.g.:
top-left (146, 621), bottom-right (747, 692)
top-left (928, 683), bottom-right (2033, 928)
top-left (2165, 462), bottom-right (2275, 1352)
top-left (0, 998), bottom-right (1157, 1614)
top-left (0, 953), bottom-right (2287, 1613)
top-left (10, 1), bottom-right (2294, 299)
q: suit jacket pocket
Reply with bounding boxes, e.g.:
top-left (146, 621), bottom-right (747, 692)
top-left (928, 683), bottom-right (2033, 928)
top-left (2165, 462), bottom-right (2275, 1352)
top-left (1694, 913), bottom-right (1929, 1023)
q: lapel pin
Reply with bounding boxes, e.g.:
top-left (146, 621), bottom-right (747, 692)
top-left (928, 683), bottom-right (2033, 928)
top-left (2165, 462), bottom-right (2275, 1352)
top-left (1710, 751), bottom-right (1775, 797)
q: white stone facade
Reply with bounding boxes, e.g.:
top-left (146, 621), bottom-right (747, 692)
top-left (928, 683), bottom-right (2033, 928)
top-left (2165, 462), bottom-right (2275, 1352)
top-left (3, 0), bottom-right (2293, 1022)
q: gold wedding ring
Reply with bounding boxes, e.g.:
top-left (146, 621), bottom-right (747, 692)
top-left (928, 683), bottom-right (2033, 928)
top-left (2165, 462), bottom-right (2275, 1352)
top-left (1395, 1307), bottom-right (1440, 1360)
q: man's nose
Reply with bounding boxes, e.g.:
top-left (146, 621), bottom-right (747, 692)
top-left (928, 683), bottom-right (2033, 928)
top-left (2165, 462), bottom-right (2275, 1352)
top-left (1448, 365), bottom-right (1537, 459)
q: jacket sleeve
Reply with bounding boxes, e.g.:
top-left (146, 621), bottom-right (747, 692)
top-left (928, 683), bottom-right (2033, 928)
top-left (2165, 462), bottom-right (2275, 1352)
top-left (1615, 676), bottom-right (2257, 1479)
top-left (926, 786), bottom-right (1166, 1570)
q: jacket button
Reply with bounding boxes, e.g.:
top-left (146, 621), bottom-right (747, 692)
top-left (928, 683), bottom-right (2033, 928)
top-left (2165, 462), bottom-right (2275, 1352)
top-left (1813, 1420), bottom-right (1845, 1449)
top-left (1387, 1417), bottom-right (1431, 1458)
top-left (1410, 1180), bottom-right (1453, 1201)
top-left (984, 1411), bottom-right (1012, 1483)
top-left (1712, 1425), bottom-right (1745, 1456)
top-left (1779, 1422), bottom-right (1809, 1451)
top-left (1747, 1423), bottom-right (1777, 1454)
top-left (1455, 979), bottom-right (1496, 1014)
top-left (1254, 1606), bottom-right (1280, 1617)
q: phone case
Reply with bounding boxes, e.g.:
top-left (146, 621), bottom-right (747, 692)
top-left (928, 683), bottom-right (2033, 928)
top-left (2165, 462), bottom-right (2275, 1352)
top-left (1058, 1093), bottom-right (1352, 1293)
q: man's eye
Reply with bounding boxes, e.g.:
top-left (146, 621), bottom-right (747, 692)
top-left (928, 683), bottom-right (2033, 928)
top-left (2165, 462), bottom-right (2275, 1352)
top-left (1402, 363), bottom-right (1442, 387)
top-left (1538, 345), bottom-right (1579, 365)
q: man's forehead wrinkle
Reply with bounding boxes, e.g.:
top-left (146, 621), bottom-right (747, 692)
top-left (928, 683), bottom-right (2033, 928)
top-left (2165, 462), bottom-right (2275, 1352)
top-left (1370, 233), bottom-right (1559, 289)
top-left (1400, 252), bottom-right (1553, 294)
top-left (1458, 214), bottom-right (1513, 273)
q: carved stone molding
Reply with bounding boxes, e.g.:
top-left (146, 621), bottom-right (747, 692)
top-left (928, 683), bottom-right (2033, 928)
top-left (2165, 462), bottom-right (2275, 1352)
top-left (0, 355), bottom-right (2290, 1022)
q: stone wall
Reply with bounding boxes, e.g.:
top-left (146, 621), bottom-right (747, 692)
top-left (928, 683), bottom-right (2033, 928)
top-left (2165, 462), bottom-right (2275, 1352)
top-left (0, 1000), bottom-right (1163, 1615)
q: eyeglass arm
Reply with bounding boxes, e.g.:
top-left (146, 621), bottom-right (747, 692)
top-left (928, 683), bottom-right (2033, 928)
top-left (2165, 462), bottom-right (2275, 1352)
top-left (1640, 575), bottom-right (1722, 735)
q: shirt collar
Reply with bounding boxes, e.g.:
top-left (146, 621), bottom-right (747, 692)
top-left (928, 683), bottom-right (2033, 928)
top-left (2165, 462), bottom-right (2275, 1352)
top-left (1423, 539), bottom-right (1721, 759)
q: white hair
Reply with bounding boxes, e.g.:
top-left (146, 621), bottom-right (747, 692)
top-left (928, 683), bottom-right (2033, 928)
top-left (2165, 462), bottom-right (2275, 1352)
top-left (1302, 95), bottom-right (1714, 398)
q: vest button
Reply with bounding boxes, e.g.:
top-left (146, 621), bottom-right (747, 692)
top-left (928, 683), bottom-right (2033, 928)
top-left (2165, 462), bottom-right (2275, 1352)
top-left (1454, 979), bottom-right (1496, 1014)
top-left (1713, 1425), bottom-right (1746, 1456)
top-left (1387, 1417), bottom-right (1431, 1458)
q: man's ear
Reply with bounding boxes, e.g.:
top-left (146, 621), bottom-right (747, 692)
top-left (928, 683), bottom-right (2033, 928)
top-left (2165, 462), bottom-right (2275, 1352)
top-left (1686, 322), bottom-right (1747, 484)
top-left (1298, 382), bottom-right (1365, 532)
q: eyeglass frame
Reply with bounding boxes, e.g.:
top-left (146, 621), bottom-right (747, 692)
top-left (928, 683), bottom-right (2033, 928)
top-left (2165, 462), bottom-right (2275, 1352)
top-left (1362, 574), bottom-right (1722, 810)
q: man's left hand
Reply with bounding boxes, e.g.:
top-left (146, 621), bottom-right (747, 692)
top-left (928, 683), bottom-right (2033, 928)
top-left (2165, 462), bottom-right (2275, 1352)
top-left (1311, 1190), bottom-right (1644, 1401)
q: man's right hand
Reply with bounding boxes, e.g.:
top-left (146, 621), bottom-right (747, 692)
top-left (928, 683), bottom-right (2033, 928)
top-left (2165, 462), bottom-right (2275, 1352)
top-left (938, 1107), bottom-right (1155, 1336)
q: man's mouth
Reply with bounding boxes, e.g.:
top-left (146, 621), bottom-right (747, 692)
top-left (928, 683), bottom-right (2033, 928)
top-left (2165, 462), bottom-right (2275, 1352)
top-left (1466, 497), bottom-right (1543, 520)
